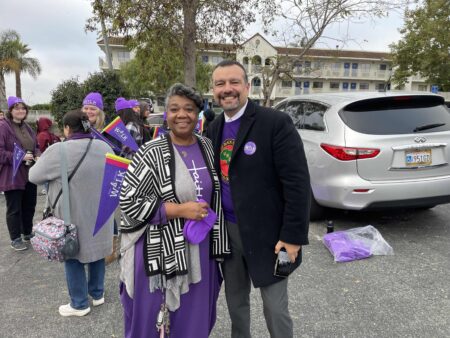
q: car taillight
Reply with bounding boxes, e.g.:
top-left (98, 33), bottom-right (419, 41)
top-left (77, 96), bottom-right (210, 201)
top-left (320, 144), bottom-right (380, 161)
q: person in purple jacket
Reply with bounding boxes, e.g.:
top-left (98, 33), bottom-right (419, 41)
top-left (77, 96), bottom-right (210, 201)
top-left (0, 97), bottom-right (40, 251)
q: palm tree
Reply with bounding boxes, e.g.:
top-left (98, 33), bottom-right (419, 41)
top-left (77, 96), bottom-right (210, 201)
top-left (13, 42), bottom-right (41, 98)
top-left (0, 30), bottom-right (41, 108)
top-left (0, 30), bottom-right (20, 109)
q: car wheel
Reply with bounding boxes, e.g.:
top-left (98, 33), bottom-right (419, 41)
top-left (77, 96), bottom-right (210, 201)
top-left (310, 189), bottom-right (326, 221)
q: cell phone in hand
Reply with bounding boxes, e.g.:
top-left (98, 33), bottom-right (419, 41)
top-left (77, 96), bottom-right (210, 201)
top-left (274, 248), bottom-right (293, 278)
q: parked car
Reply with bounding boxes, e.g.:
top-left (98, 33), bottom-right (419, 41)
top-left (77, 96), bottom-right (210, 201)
top-left (274, 92), bottom-right (450, 220)
top-left (146, 112), bottom-right (165, 127)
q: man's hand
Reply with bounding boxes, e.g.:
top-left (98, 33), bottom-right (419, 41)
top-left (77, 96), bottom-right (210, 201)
top-left (275, 241), bottom-right (301, 263)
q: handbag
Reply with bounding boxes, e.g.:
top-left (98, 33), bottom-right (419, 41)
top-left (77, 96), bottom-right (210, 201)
top-left (31, 140), bottom-right (92, 262)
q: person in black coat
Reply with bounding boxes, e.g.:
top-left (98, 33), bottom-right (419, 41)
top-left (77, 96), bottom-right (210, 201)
top-left (207, 60), bottom-right (310, 338)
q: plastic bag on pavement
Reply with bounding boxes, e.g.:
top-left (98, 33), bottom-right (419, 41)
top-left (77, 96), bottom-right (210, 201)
top-left (323, 225), bottom-right (394, 262)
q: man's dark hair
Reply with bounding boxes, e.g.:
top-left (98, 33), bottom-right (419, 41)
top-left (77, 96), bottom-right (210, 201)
top-left (213, 60), bottom-right (248, 83)
top-left (165, 83), bottom-right (203, 112)
top-left (63, 109), bottom-right (90, 134)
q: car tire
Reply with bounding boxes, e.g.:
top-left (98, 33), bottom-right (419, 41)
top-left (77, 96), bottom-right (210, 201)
top-left (310, 189), bottom-right (326, 221)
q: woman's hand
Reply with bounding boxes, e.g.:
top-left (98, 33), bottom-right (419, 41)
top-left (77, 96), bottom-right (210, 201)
top-left (165, 201), bottom-right (209, 221)
top-left (23, 153), bottom-right (34, 162)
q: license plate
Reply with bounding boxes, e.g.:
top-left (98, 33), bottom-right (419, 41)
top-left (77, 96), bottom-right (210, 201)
top-left (405, 149), bottom-right (432, 166)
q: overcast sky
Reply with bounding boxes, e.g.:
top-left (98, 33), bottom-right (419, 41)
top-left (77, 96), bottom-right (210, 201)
top-left (0, 0), bottom-right (405, 105)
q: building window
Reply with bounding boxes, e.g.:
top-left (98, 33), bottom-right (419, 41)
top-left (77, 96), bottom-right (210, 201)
top-left (243, 57), bottom-right (249, 65)
top-left (331, 63), bottom-right (341, 71)
top-left (293, 61), bottom-right (302, 74)
top-left (313, 62), bottom-right (323, 70)
top-left (418, 84), bottom-right (428, 91)
top-left (312, 82), bottom-right (323, 89)
top-left (330, 82), bottom-right (340, 89)
top-left (379, 64), bottom-right (387, 71)
top-left (303, 81), bottom-right (310, 88)
top-left (359, 83), bottom-right (369, 90)
top-left (265, 58), bottom-right (272, 66)
top-left (211, 56), bottom-right (223, 65)
top-left (360, 63), bottom-right (371, 74)
top-left (281, 80), bottom-right (292, 88)
top-left (350, 83), bottom-right (357, 90)
top-left (252, 77), bottom-right (261, 87)
top-left (252, 55), bottom-right (262, 73)
top-left (304, 61), bottom-right (311, 69)
top-left (295, 80), bottom-right (302, 87)
top-left (376, 83), bottom-right (385, 90)
top-left (343, 82), bottom-right (349, 90)
top-left (201, 55), bottom-right (209, 63)
top-left (117, 51), bottom-right (130, 62)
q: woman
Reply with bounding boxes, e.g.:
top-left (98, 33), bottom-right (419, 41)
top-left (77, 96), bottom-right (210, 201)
top-left (138, 100), bottom-right (152, 143)
top-left (116, 101), bottom-right (143, 159)
top-left (29, 109), bottom-right (114, 317)
top-left (81, 92), bottom-right (105, 130)
top-left (119, 83), bottom-right (230, 338)
top-left (36, 117), bottom-right (60, 153)
top-left (0, 96), bottom-right (39, 251)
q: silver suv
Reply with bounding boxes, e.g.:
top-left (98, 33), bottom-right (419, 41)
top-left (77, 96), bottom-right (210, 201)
top-left (274, 92), bottom-right (450, 220)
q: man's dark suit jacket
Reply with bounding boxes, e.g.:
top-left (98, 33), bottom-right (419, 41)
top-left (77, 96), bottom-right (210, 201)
top-left (207, 99), bottom-right (311, 287)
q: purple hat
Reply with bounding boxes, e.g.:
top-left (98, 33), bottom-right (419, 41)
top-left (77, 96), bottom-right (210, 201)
top-left (183, 200), bottom-right (217, 244)
top-left (115, 97), bottom-right (132, 112)
top-left (129, 99), bottom-right (139, 107)
top-left (7, 96), bottom-right (25, 109)
top-left (82, 92), bottom-right (103, 110)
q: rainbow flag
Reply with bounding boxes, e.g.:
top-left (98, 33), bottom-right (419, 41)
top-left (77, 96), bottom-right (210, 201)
top-left (152, 126), bottom-right (168, 139)
top-left (93, 153), bottom-right (131, 236)
top-left (103, 116), bottom-right (139, 152)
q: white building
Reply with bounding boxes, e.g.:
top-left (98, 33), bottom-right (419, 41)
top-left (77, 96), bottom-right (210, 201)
top-left (98, 33), bottom-right (431, 110)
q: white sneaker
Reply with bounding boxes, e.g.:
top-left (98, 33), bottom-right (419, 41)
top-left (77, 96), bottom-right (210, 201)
top-left (92, 297), bottom-right (105, 307)
top-left (58, 303), bottom-right (90, 317)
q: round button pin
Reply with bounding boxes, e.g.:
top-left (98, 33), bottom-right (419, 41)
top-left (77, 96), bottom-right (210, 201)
top-left (244, 141), bottom-right (257, 155)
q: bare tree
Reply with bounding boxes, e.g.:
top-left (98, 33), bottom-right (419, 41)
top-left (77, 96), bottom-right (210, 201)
top-left (259, 0), bottom-right (409, 106)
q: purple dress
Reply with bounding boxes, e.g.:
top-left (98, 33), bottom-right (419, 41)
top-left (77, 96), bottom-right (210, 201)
top-left (120, 141), bottom-right (221, 338)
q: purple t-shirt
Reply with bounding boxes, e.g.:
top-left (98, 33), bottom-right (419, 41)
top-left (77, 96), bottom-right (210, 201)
top-left (174, 142), bottom-right (213, 204)
top-left (220, 119), bottom-right (240, 223)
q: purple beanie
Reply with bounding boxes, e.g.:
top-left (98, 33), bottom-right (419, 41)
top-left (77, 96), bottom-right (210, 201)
top-left (82, 92), bottom-right (103, 110)
top-left (115, 97), bottom-right (132, 112)
top-left (7, 96), bottom-right (25, 109)
top-left (129, 99), bottom-right (139, 107)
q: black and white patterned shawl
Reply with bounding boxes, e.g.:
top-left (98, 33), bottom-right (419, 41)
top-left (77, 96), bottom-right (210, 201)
top-left (119, 134), bottom-right (230, 279)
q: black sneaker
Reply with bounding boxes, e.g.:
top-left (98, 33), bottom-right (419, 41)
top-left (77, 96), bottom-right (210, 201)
top-left (22, 233), bottom-right (34, 242)
top-left (11, 239), bottom-right (28, 251)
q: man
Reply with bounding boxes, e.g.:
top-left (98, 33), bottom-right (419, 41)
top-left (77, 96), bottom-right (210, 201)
top-left (207, 60), bottom-right (310, 338)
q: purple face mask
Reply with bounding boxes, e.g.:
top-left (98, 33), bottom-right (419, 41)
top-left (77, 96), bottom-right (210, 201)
top-left (183, 200), bottom-right (217, 244)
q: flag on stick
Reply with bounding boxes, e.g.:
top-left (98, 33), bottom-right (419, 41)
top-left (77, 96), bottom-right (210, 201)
top-left (93, 153), bottom-right (131, 236)
top-left (103, 117), bottom-right (139, 152)
top-left (90, 128), bottom-right (121, 153)
top-left (152, 126), bottom-right (168, 139)
top-left (12, 143), bottom-right (26, 181)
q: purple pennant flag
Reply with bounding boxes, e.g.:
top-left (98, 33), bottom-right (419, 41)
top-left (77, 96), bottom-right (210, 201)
top-left (90, 128), bottom-right (121, 153)
top-left (12, 143), bottom-right (26, 181)
top-left (103, 117), bottom-right (139, 152)
top-left (93, 154), bottom-right (131, 236)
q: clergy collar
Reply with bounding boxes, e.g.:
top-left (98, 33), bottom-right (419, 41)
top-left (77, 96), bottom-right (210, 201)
top-left (224, 100), bottom-right (248, 123)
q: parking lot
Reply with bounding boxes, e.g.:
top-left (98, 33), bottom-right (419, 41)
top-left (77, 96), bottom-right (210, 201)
top-left (0, 194), bottom-right (449, 337)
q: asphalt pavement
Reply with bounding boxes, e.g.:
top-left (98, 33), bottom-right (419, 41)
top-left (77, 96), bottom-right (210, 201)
top-left (0, 193), bottom-right (449, 337)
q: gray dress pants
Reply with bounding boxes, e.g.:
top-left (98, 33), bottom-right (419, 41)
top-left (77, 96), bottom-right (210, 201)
top-left (223, 221), bottom-right (294, 338)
